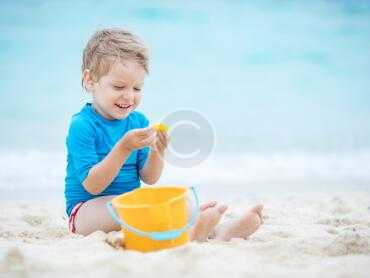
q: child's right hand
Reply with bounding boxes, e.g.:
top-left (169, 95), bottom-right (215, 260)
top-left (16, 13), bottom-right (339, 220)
top-left (120, 127), bottom-right (157, 152)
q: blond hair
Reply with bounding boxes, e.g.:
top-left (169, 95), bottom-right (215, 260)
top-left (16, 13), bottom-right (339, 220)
top-left (82, 28), bottom-right (149, 88)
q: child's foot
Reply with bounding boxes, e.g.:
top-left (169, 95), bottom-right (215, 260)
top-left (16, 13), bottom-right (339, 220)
top-left (190, 204), bottom-right (228, 242)
top-left (216, 204), bottom-right (263, 241)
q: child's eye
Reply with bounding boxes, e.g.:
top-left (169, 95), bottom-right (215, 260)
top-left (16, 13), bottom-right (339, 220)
top-left (113, 86), bottom-right (124, 90)
top-left (134, 88), bottom-right (142, 92)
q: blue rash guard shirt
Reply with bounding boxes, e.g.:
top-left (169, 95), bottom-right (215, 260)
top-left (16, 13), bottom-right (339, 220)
top-left (64, 103), bottom-right (150, 216)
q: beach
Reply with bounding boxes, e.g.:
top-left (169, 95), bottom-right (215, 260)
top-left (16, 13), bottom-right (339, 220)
top-left (1, 0), bottom-right (370, 277)
top-left (1, 191), bottom-right (369, 278)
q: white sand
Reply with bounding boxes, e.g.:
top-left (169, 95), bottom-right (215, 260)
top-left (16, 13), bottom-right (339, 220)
top-left (1, 192), bottom-right (370, 278)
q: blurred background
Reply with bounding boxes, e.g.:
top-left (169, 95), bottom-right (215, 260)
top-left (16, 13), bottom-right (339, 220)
top-left (1, 1), bottom-right (370, 202)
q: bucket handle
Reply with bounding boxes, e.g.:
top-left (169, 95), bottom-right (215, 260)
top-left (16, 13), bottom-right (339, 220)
top-left (106, 186), bottom-right (200, 241)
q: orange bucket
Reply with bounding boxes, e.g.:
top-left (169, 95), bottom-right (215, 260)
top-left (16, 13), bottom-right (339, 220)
top-left (107, 186), bottom-right (199, 252)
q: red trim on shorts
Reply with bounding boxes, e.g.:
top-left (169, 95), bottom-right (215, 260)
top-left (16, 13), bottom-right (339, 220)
top-left (68, 202), bottom-right (85, 233)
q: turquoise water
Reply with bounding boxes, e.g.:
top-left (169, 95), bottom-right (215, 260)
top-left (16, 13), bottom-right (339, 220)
top-left (1, 0), bottom-right (370, 152)
top-left (1, 1), bottom-right (370, 199)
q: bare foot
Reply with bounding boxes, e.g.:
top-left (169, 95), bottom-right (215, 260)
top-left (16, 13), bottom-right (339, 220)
top-left (216, 204), bottom-right (263, 241)
top-left (190, 204), bottom-right (228, 242)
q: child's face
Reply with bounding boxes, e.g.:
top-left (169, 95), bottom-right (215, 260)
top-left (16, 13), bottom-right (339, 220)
top-left (85, 59), bottom-right (146, 120)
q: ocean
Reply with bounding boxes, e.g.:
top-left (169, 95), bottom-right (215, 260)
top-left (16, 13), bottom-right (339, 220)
top-left (1, 1), bottom-right (370, 201)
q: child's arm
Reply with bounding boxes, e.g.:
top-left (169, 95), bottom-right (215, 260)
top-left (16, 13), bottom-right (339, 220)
top-left (139, 130), bottom-right (169, 185)
top-left (83, 127), bottom-right (156, 194)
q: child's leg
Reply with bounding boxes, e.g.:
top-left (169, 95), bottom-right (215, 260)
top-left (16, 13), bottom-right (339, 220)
top-left (213, 204), bottom-right (264, 241)
top-left (72, 196), bottom-right (225, 238)
top-left (73, 195), bottom-right (120, 236)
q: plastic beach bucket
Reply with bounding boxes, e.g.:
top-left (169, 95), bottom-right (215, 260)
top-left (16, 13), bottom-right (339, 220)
top-left (106, 186), bottom-right (199, 252)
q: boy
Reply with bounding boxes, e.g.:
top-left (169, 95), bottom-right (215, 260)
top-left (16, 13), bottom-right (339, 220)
top-left (65, 28), bottom-right (263, 241)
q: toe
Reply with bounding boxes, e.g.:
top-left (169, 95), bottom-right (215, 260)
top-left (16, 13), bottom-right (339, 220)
top-left (251, 204), bottom-right (263, 214)
top-left (217, 204), bottom-right (228, 214)
top-left (200, 201), bottom-right (217, 211)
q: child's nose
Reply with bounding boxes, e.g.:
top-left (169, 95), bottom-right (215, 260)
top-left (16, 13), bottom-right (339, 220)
top-left (122, 89), bottom-right (134, 100)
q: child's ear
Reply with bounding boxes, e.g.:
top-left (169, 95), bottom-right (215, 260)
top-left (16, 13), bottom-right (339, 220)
top-left (82, 69), bottom-right (95, 92)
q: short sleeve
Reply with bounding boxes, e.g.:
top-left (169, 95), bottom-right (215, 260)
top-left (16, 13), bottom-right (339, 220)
top-left (66, 117), bottom-right (98, 184)
top-left (136, 112), bottom-right (150, 171)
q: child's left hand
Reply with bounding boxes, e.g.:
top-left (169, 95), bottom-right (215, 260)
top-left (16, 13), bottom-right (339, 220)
top-left (151, 130), bottom-right (169, 154)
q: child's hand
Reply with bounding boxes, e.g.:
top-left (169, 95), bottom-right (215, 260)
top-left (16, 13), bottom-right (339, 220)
top-left (151, 130), bottom-right (170, 154)
top-left (120, 127), bottom-right (156, 152)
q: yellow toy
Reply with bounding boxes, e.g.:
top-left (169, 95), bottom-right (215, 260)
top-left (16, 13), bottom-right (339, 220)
top-left (152, 123), bottom-right (169, 132)
top-left (107, 186), bottom-right (199, 252)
